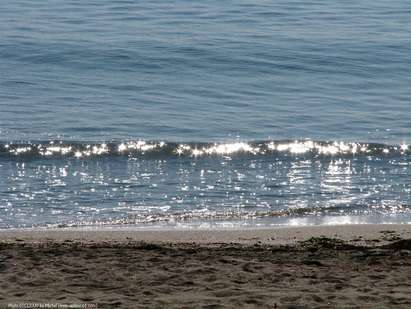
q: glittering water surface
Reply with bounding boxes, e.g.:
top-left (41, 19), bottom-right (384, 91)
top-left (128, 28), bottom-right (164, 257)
top-left (0, 141), bottom-right (410, 228)
top-left (0, 0), bottom-right (410, 228)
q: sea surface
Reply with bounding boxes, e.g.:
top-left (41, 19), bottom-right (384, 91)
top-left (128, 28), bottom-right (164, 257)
top-left (0, 0), bottom-right (410, 229)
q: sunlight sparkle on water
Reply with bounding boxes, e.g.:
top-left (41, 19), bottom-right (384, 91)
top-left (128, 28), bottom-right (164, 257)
top-left (2, 140), bottom-right (409, 158)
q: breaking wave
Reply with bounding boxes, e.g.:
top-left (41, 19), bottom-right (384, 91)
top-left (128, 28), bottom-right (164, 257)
top-left (0, 139), bottom-right (409, 159)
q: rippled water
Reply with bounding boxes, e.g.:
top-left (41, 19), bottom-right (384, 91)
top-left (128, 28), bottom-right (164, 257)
top-left (0, 0), bottom-right (410, 228)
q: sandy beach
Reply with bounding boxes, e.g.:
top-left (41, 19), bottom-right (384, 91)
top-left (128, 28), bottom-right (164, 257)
top-left (0, 224), bottom-right (410, 308)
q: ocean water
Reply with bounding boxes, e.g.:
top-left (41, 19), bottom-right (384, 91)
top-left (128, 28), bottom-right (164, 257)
top-left (0, 0), bottom-right (410, 228)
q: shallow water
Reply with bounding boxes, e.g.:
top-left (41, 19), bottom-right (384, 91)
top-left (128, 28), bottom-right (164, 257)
top-left (0, 0), bottom-right (410, 228)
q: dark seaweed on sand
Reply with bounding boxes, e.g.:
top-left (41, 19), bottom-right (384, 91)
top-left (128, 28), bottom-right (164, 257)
top-left (298, 237), bottom-right (361, 251)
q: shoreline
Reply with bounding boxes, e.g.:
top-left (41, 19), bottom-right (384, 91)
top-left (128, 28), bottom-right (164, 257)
top-left (0, 223), bottom-right (410, 246)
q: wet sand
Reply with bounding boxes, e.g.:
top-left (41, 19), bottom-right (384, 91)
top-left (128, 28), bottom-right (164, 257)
top-left (0, 224), bottom-right (411, 308)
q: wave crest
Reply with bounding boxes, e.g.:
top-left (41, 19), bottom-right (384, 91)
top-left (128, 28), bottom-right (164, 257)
top-left (0, 139), bottom-right (409, 159)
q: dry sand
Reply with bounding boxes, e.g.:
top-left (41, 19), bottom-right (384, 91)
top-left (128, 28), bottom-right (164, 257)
top-left (0, 224), bottom-right (410, 308)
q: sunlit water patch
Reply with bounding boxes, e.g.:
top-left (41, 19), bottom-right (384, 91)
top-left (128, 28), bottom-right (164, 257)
top-left (1, 140), bottom-right (409, 158)
top-left (0, 140), bottom-right (409, 228)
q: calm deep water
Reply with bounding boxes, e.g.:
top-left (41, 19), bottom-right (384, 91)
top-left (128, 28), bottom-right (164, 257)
top-left (0, 0), bottom-right (410, 228)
